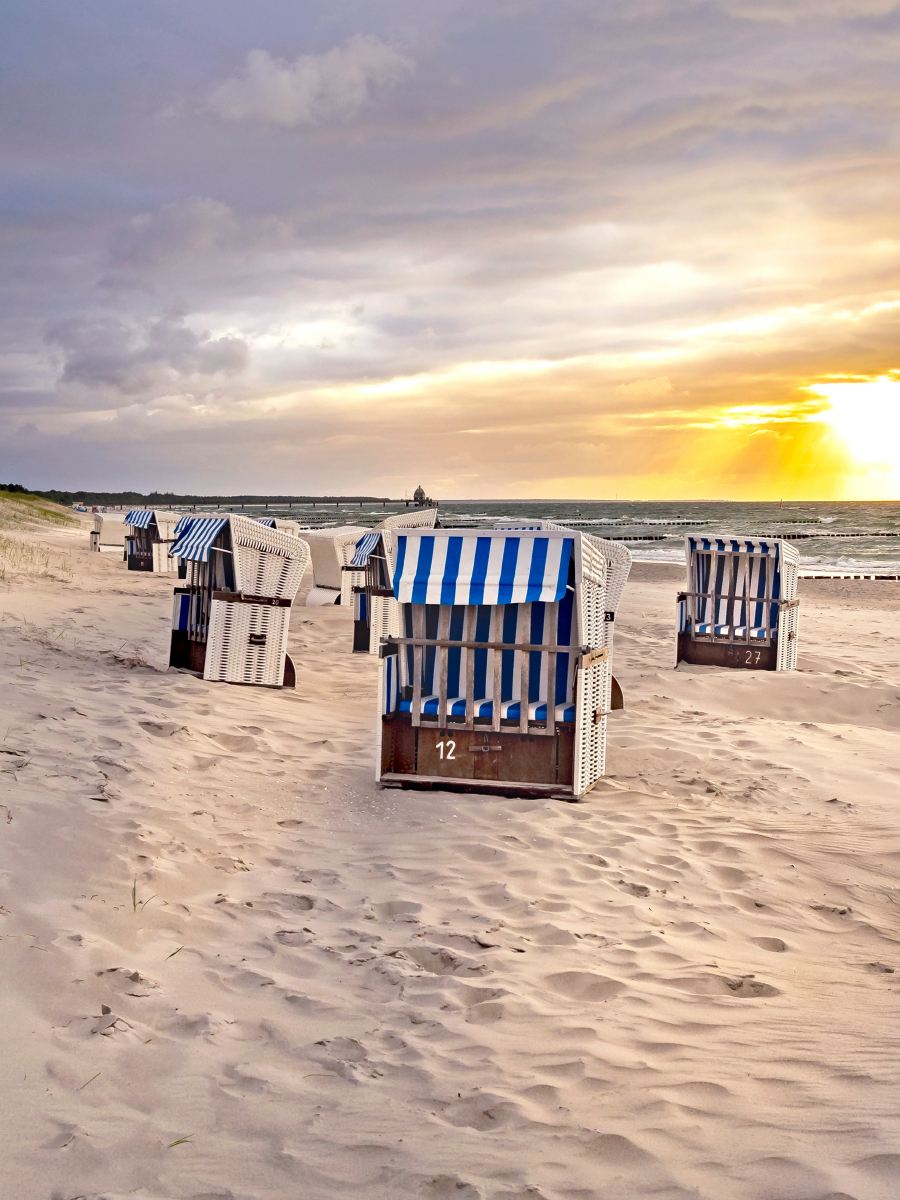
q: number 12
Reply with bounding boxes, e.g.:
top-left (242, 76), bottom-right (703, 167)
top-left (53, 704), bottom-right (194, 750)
top-left (436, 740), bottom-right (456, 760)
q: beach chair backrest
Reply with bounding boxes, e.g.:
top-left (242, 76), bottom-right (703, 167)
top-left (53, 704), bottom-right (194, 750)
top-left (684, 536), bottom-right (798, 638)
top-left (494, 520), bottom-right (631, 619)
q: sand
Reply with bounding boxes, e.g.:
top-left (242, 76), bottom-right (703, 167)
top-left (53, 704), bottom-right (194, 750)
top-left (2, 515), bottom-right (900, 1200)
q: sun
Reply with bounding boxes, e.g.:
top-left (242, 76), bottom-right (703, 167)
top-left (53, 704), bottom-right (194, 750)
top-left (806, 377), bottom-right (900, 478)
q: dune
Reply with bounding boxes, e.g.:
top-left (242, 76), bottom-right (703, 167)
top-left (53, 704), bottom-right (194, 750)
top-left (1, 516), bottom-right (899, 1199)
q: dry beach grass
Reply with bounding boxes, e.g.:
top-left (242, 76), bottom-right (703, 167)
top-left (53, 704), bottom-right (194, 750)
top-left (1, 510), bottom-right (900, 1199)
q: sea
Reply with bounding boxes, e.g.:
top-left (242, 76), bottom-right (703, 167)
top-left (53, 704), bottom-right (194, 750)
top-left (186, 499), bottom-right (900, 576)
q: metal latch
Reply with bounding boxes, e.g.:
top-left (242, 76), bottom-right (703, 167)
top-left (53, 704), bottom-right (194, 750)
top-left (593, 708), bottom-right (611, 725)
top-left (249, 633), bottom-right (267, 646)
top-left (469, 743), bottom-right (503, 753)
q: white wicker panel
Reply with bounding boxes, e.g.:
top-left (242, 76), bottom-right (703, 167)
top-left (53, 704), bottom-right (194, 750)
top-left (573, 659), bottom-right (610, 796)
top-left (581, 533), bottom-right (632, 614)
top-left (369, 595), bottom-right (400, 655)
top-left (341, 567), bottom-right (365, 606)
top-left (233, 544), bottom-right (307, 601)
top-left (378, 508), bottom-right (439, 532)
top-left (578, 574), bottom-right (609, 651)
top-left (776, 541), bottom-right (800, 671)
top-left (152, 542), bottom-right (178, 573)
top-left (204, 600), bottom-right (290, 687)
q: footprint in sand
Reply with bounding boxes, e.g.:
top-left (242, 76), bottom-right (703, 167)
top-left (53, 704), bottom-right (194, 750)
top-left (750, 937), bottom-right (788, 952)
top-left (403, 945), bottom-right (487, 976)
top-left (545, 971), bottom-right (625, 1002)
top-left (672, 973), bottom-right (780, 998)
top-left (138, 720), bottom-right (186, 737)
top-left (412, 1175), bottom-right (482, 1198)
top-left (434, 1091), bottom-right (522, 1131)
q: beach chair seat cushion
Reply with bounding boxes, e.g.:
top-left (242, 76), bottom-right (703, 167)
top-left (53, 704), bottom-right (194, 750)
top-left (398, 695), bottom-right (576, 722)
top-left (695, 622), bottom-right (769, 638)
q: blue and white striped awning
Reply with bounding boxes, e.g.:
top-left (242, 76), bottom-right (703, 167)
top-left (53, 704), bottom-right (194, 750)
top-left (173, 514), bottom-right (197, 539)
top-left (351, 531), bottom-right (382, 568)
top-left (256, 516), bottom-right (276, 528)
top-left (688, 536), bottom-right (780, 557)
top-left (125, 509), bottom-right (154, 528)
top-left (393, 531), bottom-right (574, 605)
top-left (169, 516), bottom-right (229, 563)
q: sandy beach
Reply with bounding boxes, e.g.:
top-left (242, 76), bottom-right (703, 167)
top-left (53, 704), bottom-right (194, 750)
top-left (2, 511), bottom-right (900, 1200)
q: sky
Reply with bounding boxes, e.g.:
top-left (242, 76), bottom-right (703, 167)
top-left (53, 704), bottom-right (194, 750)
top-left (1, 0), bottom-right (899, 500)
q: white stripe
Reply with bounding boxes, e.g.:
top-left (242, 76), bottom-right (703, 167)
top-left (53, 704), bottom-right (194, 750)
top-left (424, 535), bottom-right (451, 605)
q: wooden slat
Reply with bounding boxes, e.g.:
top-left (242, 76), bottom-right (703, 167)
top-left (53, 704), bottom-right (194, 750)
top-left (545, 600), bottom-right (557, 739)
top-left (491, 606), bottom-right (502, 732)
top-left (411, 605), bottom-right (424, 728)
top-left (518, 602), bottom-right (530, 734)
top-left (463, 605), bottom-right (476, 731)
top-left (437, 606), bottom-right (450, 728)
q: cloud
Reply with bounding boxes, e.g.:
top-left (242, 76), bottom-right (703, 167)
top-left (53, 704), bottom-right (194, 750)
top-left (46, 312), bottom-right (250, 397)
top-left (206, 36), bottom-right (413, 127)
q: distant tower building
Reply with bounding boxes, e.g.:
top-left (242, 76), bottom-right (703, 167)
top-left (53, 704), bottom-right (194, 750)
top-left (413, 484), bottom-right (426, 505)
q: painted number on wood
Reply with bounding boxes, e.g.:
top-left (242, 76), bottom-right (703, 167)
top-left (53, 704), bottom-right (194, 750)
top-left (436, 740), bottom-right (457, 760)
top-left (745, 650), bottom-right (762, 665)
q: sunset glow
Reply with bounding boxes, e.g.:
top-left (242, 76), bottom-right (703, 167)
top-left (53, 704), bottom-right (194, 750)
top-left (0, 4), bottom-right (899, 499)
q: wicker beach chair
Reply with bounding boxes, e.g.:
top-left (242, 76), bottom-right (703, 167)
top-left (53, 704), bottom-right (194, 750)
top-left (349, 509), bottom-right (440, 653)
top-left (256, 517), bottom-right (303, 536)
top-left (124, 510), bottom-right (182, 572)
top-left (675, 535), bottom-right (800, 671)
top-left (376, 526), bottom-right (614, 799)
top-left (298, 526), bottom-right (369, 606)
top-left (494, 520), bottom-right (631, 707)
top-left (168, 514), bottom-right (309, 688)
top-left (90, 513), bottom-right (127, 555)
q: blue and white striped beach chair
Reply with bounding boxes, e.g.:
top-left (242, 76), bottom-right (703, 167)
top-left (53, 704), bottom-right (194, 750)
top-left (676, 536), bottom-right (800, 670)
top-left (168, 513), bottom-right (309, 687)
top-left (376, 527), bottom-right (613, 799)
top-left (349, 508), bottom-right (440, 653)
top-left (124, 509), bottom-right (182, 572)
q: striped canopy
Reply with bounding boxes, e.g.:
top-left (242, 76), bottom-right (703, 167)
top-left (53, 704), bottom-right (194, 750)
top-left (393, 530), bottom-right (574, 606)
top-left (169, 516), bottom-right (228, 563)
top-left (688, 536), bottom-right (781, 558)
top-left (351, 530), bottom-right (382, 568)
top-left (256, 516), bottom-right (276, 528)
top-left (173, 514), bottom-right (195, 538)
top-left (125, 509), bottom-right (154, 528)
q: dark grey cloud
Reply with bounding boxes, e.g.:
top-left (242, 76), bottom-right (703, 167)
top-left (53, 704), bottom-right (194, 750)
top-left (0, 0), bottom-right (898, 493)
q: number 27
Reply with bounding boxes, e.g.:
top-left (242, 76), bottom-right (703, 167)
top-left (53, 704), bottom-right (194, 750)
top-left (436, 740), bottom-right (456, 760)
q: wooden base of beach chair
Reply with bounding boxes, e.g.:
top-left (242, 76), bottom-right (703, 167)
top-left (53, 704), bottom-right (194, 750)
top-left (127, 554), bottom-right (153, 572)
top-left (282, 654), bottom-right (296, 688)
top-left (379, 714), bottom-right (576, 796)
top-left (353, 619), bottom-right (370, 653)
top-left (676, 633), bottom-right (776, 670)
top-left (169, 631), bottom-right (207, 674)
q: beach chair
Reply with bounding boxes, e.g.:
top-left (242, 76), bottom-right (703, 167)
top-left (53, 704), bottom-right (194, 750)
top-left (256, 517), bottom-right (303, 536)
top-left (675, 536), bottom-right (800, 671)
top-left (168, 514), bottom-right (309, 688)
top-left (300, 526), bottom-right (369, 606)
top-left (90, 513), bottom-right (127, 555)
top-left (494, 520), bottom-right (631, 708)
top-left (376, 526), bottom-right (613, 800)
top-left (124, 510), bottom-right (182, 572)
top-left (349, 509), bottom-right (440, 653)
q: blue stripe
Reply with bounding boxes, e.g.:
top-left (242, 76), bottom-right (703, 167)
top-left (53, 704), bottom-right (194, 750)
top-left (554, 538), bottom-right (574, 600)
top-left (526, 537), bottom-right (548, 601)
top-left (497, 538), bottom-right (520, 606)
top-left (441, 537), bottom-right (463, 605)
top-left (411, 537), bottom-right (435, 604)
top-left (393, 535), bottom-right (408, 599)
top-left (468, 538), bottom-right (492, 607)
